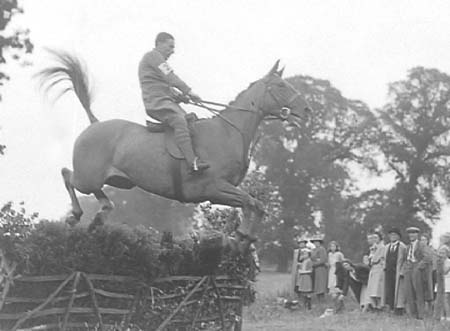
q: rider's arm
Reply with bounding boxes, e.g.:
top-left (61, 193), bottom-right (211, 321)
top-left (146, 51), bottom-right (191, 94)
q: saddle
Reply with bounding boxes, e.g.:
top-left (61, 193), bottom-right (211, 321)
top-left (146, 113), bottom-right (198, 160)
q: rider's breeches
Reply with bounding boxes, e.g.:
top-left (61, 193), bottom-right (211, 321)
top-left (150, 109), bottom-right (196, 164)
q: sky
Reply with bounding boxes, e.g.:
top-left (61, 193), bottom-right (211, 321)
top-left (1, 0), bottom-right (450, 241)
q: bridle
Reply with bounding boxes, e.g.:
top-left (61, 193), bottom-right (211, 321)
top-left (189, 79), bottom-right (307, 125)
top-left (186, 79), bottom-right (308, 172)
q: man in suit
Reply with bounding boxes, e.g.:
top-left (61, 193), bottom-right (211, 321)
top-left (384, 228), bottom-right (407, 314)
top-left (402, 226), bottom-right (433, 319)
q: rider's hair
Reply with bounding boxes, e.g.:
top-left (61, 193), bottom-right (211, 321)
top-left (155, 32), bottom-right (174, 46)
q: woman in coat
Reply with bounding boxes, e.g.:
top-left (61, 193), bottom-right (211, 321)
top-left (311, 235), bottom-right (328, 303)
top-left (366, 232), bottom-right (385, 310)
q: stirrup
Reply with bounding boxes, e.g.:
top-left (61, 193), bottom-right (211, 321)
top-left (191, 157), bottom-right (210, 173)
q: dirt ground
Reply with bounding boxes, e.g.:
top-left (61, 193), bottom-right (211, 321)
top-left (242, 270), bottom-right (450, 331)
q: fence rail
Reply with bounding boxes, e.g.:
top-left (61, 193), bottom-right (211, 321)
top-left (0, 271), bottom-right (246, 331)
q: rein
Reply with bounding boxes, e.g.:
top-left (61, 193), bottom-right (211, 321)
top-left (185, 81), bottom-right (307, 174)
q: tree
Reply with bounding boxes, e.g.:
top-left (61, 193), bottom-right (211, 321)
top-left (0, 0), bottom-right (33, 154)
top-left (0, 201), bottom-right (38, 261)
top-left (0, 0), bottom-right (32, 97)
top-left (372, 67), bottom-right (450, 230)
top-left (254, 75), bottom-right (374, 271)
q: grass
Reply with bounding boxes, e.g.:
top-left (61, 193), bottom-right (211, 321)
top-left (242, 269), bottom-right (450, 331)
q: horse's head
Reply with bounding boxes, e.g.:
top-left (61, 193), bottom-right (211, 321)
top-left (256, 60), bottom-right (311, 126)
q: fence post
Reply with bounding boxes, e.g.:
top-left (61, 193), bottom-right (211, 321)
top-left (82, 273), bottom-right (104, 331)
top-left (61, 271), bottom-right (81, 331)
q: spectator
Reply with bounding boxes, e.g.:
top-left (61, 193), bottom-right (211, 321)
top-left (335, 259), bottom-right (370, 311)
top-left (384, 227), bottom-right (407, 314)
top-left (361, 233), bottom-right (376, 310)
top-left (434, 232), bottom-right (450, 321)
top-left (311, 235), bottom-right (328, 303)
top-left (420, 233), bottom-right (436, 307)
top-left (366, 232), bottom-right (385, 310)
top-left (295, 248), bottom-right (313, 310)
top-left (444, 248), bottom-right (450, 320)
top-left (290, 238), bottom-right (308, 296)
top-left (328, 241), bottom-right (344, 294)
top-left (403, 226), bottom-right (433, 320)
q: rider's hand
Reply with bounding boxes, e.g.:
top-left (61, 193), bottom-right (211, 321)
top-left (188, 91), bottom-right (202, 103)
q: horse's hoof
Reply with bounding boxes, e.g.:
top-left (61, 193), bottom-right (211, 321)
top-left (65, 215), bottom-right (79, 227)
top-left (88, 212), bottom-right (106, 232)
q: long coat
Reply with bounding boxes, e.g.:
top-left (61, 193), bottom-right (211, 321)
top-left (433, 245), bottom-right (450, 319)
top-left (384, 241), bottom-right (407, 308)
top-left (311, 245), bottom-right (328, 295)
top-left (423, 245), bottom-right (436, 302)
top-left (402, 241), bottom-right (433, 319)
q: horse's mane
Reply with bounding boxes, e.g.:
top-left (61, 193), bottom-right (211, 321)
top-left (228, 80), bottom-right (259, 108)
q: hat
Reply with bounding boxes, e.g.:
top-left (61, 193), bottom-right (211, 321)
top-left (341, 258), bottom-right (354, 267)
top-left (310, 234), bottom-right (324, 242)
top-left (439, 232), bottom-right (450, 245)
top-left (387, 227), bottom-right (401, 237)
top-left (406, 227), bottom-right (420, 233)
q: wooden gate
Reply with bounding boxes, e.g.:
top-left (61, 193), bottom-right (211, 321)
top-left (0, 271), bottom-right (246, 331)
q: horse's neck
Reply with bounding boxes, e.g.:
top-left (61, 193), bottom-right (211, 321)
top-left (220, 96), bottom-right (262, 149)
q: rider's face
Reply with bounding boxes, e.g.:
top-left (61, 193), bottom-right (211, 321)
top-left (157, 39), bottom-right (175, 60)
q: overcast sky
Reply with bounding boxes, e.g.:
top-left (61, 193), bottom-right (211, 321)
top-left (1, 0), bottom-right (450, 239)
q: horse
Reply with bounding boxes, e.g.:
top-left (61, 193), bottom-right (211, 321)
top-left (37, 51), bottom-right (310, 254)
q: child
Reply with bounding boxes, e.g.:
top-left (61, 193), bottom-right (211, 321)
top-left (328, 241), bottom-right (344, 293)
top-left (295, 248), bottom-right (313, 310)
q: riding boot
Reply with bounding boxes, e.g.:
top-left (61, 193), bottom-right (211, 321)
top-left (167, 114), bottom-right (210, 173)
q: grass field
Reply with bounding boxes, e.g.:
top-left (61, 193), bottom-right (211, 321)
top-left (242, 270), bottom-right (450, 331)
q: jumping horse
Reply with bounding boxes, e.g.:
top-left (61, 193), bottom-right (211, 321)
top-left (37, 51), bottom-right (310, 254)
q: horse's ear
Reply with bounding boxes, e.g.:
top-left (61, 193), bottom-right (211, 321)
top-left (278, 66), bottom-right (285, 77)
top-left (268, 60), bottom-right (280, 75)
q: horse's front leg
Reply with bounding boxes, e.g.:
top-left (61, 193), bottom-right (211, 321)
top-left (209, 181), bottom-right (265, 254)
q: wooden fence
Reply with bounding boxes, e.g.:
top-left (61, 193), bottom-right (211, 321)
top-left (0, 270), bottom-right (246, 331)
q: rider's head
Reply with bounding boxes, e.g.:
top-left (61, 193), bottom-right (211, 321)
top-left (155, 32), bottom-right (175, 60)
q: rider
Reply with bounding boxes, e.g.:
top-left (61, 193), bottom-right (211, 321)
top-left (138, 32), bottom-right (210, 173)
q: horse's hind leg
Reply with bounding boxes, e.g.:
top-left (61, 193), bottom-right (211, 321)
top-left (88, 189), bottom-right (114, 231)
top-left (61, 167), bottom-right (83, 226)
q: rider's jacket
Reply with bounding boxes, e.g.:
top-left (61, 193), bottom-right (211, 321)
top-left (138, 49), bottom-right (191, 114)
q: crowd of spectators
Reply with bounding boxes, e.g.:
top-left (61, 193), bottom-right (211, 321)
top-left (290, 227), bottom-right (450, 321)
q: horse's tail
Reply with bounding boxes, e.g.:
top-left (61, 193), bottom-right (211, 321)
top-left (36, 49), bottom-right (99, 124)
